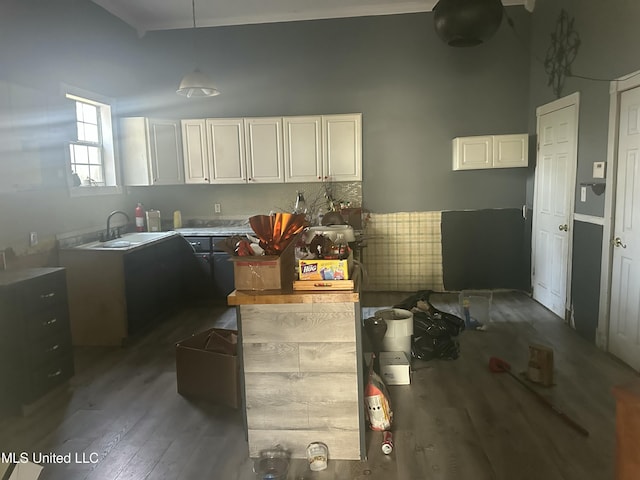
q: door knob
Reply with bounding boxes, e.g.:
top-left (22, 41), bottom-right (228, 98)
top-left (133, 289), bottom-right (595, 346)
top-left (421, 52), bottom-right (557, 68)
top-left (613, 237), bottom-right (627, 248)
top-left (558, 224), bottom-right (568, 231)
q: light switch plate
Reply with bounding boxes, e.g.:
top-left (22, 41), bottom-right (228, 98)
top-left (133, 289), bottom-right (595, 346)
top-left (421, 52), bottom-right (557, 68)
top-left (580, 186), bottom-right (587, 202)
top-left (593, 161), bottom-right (606, 179)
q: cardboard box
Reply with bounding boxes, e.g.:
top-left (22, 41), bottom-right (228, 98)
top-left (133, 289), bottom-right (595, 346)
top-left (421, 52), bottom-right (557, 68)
top-left (231, 236), bottom-right (297, 290)
top-left (175, 328), bottom-right (240, 408)
top-left (379, 351), bottom-right (411, 385)
top-left (527, 343), bottom-right (554, 386)
top-left (298, 259), bottom-right (349, 281)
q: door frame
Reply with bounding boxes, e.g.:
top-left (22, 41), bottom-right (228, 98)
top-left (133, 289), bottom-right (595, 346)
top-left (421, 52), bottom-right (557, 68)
top-left (531, 92), bottom-right (580, 321)
top-left (597, 69), bottom-right (640, 350)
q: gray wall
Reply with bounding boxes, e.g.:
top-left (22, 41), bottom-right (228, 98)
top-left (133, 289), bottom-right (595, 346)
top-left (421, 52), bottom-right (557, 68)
top-left (131, 12), bottom-right (533, 213)
top-left (0, 3), bottom-right (534, 256)
top-left (527, 0), bottom-right (640, 341)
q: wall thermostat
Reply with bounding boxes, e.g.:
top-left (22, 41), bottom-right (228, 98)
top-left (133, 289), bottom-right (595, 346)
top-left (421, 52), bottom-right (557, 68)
top-left (593, 161), bottom-right (606, 179)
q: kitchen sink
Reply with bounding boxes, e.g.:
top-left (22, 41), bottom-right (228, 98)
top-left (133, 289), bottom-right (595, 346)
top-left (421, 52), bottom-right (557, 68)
top-left (74, 231), bottom-right (178, 250)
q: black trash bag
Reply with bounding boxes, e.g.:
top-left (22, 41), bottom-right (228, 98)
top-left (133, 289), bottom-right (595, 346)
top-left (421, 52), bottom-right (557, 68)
top-left (412, 334), bottom-right (460, 361)
top-left (395, 290), bottom-right (466, 337)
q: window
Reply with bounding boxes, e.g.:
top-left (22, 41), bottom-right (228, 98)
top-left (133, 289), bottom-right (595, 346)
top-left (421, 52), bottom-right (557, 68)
top-left (65, 87), bottom-right (120, 194)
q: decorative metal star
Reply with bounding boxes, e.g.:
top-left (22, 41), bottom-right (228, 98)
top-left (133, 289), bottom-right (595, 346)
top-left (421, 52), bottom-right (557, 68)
top-left (543, 9), bottom-right (581, 98)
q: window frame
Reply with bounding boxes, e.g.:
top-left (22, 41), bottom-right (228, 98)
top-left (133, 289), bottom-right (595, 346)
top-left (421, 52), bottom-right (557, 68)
top-left (63, 84), bottom-right (122, 197)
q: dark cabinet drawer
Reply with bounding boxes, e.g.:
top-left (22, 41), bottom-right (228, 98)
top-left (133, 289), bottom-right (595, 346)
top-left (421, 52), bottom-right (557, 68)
top-left (23, 354), bottom-right (74, 404)
top-left (20, 270), bottom-right (67, 314)
top-left (28, 331), bottom-right (73, 369)
top-left (26, 302), bottom-right (70, 341)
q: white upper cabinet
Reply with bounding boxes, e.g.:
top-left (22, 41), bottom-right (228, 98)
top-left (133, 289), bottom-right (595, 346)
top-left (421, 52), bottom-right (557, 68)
top-left (453, 134), bottom-right (528, 171)
top-left (244, 117), bottom-right (284, 183)
top-left (181, 119), bottom-right (209, 184)
top-left (283, 116), bottom-right (323, 183)
top-left (180, 113), bottom-right (362, 185)
top-left (322, 113), bottom-right (362, 181)
top-left (493, 134), bottom-right (529, 168)
top-left (206, 118), bottom-right (246, 184)
top-left (122, 117), bottom-right (184, 185)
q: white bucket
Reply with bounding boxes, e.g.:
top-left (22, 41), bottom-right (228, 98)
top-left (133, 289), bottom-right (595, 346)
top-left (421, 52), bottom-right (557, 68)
top-left (375, 308), bottom-right (414, 360)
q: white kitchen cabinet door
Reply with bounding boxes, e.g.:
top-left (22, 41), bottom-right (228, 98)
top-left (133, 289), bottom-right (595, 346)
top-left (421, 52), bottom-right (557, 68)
top-left (122, 117), bottom-right (184, 186)
top-left (206, 118), bottom-right (247, 184)
top-left (452, 134), bottom-right (528, 170)
top-left (322, 113), bottom-right (362, 181)
top-left (452, 136), bottom-right (493, 170)
top-left (244, 117), bottom-right (284, 183)
top-left (283, 116), bottom-right (323, 183)
top-left (181, 119), bottom-right (210, 184)
top-left (493, 134), bottom-right (529, 168)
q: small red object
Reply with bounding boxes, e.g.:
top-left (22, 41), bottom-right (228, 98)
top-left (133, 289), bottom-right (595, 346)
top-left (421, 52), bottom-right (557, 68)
top-left (382, 431), bottom-right (393, 454)
top-left (135, 203), bottom-right (145, 232)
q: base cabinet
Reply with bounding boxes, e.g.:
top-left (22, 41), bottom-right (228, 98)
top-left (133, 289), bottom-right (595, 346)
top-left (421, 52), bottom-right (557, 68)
top-left (60, 236), bottom-right (194, 346)
top-left (0, 268), bottom-right (74, 415)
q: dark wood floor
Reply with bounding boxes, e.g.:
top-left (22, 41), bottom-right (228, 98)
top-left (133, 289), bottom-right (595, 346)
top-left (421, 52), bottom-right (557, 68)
top-left (1, 291), bottom-right (638, 479)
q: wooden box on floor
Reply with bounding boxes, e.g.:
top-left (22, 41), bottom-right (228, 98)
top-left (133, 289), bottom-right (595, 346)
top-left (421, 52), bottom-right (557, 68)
top-left (175, 328), bottom-right (240, 409)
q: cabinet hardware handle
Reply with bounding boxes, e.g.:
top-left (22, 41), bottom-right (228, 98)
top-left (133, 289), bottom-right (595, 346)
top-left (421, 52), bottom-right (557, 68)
top-left (40, 292), bottom-right (56, 299)
top-left (47, 344), bottom-right (60, 352)
top-left (44, 318), bottom-right (58, 326)
top-left (48, 369), bottom-right (62, 378)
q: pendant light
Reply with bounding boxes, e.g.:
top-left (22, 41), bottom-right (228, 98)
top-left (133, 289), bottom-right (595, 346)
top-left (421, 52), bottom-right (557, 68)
top-left (177, 0), bottom-right (220, 97)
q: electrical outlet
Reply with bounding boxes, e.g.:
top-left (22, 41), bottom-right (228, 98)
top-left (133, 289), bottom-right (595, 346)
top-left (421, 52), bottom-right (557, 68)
top-left (29, 232), bottom-right (38, 246)
top-left (214, 203), bottom-right (221, 214)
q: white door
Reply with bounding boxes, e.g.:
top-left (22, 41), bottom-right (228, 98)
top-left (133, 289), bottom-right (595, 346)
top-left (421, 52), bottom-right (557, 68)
top-left (283, 116), bottom-right (323, 183)
top-left (532, 94), bottom-right (579, 319)
top-left (206, 118), bottom-right (246, 184)
top-left (182, 119), bottom-right (209, 184)
top-left (148, 119), bottom-right (183, 185)
top-left (322, 114), bottom-right (362, 181)
top-left (609, 86), bottom-right (640, 370)
top-left (244, 117), bottom-right (284, 183)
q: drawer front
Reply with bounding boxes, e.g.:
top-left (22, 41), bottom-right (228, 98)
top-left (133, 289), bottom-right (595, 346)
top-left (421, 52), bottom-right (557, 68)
top-left (28, 331), bottom-right (73, 368)
top-left (21, 270), bottom-right (67, 314)
top-left (183, 236), bottom-right (212, 252)
top-left (26, 302), bottom-right (70, 341)
top-left (23, 354), bottom-right (74, 404)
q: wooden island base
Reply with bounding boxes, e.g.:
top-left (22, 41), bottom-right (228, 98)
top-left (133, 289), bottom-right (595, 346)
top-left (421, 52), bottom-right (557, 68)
top-left (228, 289), bottom-right (365, 460)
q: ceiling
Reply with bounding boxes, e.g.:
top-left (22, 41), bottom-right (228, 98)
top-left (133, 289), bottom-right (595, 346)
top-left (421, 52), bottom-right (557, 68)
top-left (90, 0), bottom-right (531, 36)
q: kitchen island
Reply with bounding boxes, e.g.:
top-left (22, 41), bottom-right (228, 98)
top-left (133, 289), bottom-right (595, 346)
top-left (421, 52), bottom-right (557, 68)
top-left (228, 289), bottom-right (365, 460)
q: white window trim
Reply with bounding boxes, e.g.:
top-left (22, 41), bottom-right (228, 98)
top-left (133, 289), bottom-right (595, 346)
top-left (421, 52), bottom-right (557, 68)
top-left (62, 84), bottom-right (123, 197)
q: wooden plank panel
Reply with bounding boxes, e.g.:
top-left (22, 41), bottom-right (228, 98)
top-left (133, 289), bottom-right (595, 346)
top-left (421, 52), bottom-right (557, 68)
top-left (241, 310), bottom-right (356, 343)
top-left (299, 342), bottom-right (357, 372)
top-left (242, 343), bottom-right (299, 372)
top-left (244, 372), bottom-right (358, 403)
top-left (246, 400), bottom-right (360, 431)
top-left (248, 429), bottom-right (361, 460)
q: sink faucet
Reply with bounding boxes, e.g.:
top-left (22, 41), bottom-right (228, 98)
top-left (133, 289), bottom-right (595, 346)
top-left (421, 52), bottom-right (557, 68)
top-left (104, 210), bottom-right (130, 241)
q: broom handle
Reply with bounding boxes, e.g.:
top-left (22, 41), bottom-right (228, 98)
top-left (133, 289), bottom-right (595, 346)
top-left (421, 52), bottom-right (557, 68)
top-left (505, 370), bottom-right (589, 437)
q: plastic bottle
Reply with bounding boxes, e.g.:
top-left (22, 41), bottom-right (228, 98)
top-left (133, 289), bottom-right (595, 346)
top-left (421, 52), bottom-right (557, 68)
top-left (316, 207), bottom-right (325, 226)
top-left (173, 210), bottom-right (182, 229)
top-left (293, 191), bottom-right (307, 215)
top-left (335, 233), bottom-right (349, 260)
top-left (135, 203), bottom-right (145, 232)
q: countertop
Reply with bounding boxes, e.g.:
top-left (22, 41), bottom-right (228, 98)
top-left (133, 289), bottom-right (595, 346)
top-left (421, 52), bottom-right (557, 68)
top-left (0, 267), bottom-right (65, 287)
top-left (175, 226), bottom-right (253, 237)
top-left (64, 231), bottom-right (181, 252)
top-left (228, 289), bottom-right (359, 305)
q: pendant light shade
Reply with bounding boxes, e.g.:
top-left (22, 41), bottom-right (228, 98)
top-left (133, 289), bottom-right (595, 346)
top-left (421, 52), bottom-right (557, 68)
top-left (433, 0), bottom-right (504, 47)
top-left (177, 0), bottom-right (220, 97)
top-left (177, 69), bottom-right (220, 97)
